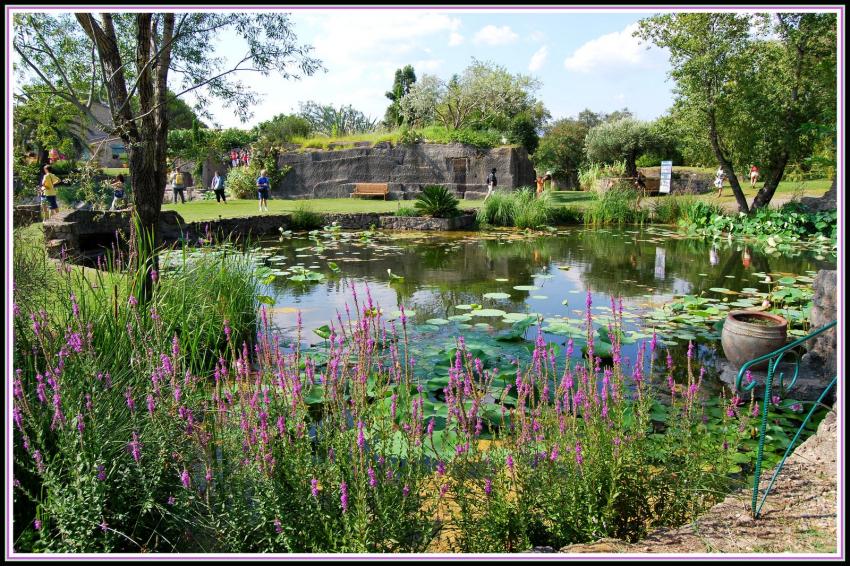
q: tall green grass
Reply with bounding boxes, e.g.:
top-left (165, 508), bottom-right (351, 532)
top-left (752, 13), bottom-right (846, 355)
top-left (584, 185), bottom-right (647, 225)
top-left (290, 202), bottom-right (325, 230)
top-left (477, 187), bottom-right (555, 229)
top-left (650, 195), bottom-right (699, 225)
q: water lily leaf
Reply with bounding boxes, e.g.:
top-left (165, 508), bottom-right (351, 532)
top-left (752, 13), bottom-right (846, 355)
top-left (426, 318), bottom-right (450, 326)
top-left (471, 309), bottom-right (507, 317)
top-left (313, 325), bottom-right (331, 340)
top-left (778, 277), bottom-right (796, 285)
top-left (257, 295), bottom-right (276, 305)
top-left (448, 314), bottom-right (472, 322)
top-left (327, 262), bottom-right (340, 272)
top-left (483, 292), bottom-right (511, 300)
top-left (513, 285), bottom-right (539, 291)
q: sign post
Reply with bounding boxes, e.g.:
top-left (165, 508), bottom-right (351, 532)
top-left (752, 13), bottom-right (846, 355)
top-left (659, 160), bottom-right (673, 194)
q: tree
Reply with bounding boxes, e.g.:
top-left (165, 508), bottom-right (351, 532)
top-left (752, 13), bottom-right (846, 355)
top-left (399, 59), bottom-right (545, 131)
top-left (637, 13), bottom-right (837, 212)
top-left (576, 107), bottom-right (633, 129)
top-left (584, 118), bottom-right (663, 178)
top-left (254, 113), bottom-right (312, 145)
top-left (532, 118), bottom-right (590, 188)
top-left (13, 87), bottom-right (87, 164)
top-left (13, 11), bottom-right (322, 292)
top-left (384, 64), bottom-right (416, 128)
top-left (298, 101), bottom-right (378, 137)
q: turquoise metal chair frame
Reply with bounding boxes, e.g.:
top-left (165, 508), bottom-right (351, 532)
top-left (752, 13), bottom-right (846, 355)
top-left (734, 320), bottom-right (837, 519)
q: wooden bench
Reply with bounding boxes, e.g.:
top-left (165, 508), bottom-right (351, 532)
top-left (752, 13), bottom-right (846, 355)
top-left (350, 183), bottom-right (389, 200)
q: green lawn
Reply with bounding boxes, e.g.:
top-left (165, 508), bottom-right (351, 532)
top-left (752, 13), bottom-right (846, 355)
top-left (163, 197), bottom-right (485, 223)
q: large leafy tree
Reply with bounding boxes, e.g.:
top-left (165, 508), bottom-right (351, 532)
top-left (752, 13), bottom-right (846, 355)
top-left (399, 59), bottom-right (545, 131)
top-left (13, 87), bottom-right (87, 164)
top-left (637, 13), bottom-right (837, 213)
top-left (384, 64), bottom-right (416, 128)
top-left (532, 118), bottom-right (590, 188)
top-left (584, 118), bottom-right (664, 178)
top-left (13, 12), bottom-right (322, 273)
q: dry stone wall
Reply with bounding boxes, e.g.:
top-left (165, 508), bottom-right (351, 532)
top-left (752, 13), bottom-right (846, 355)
top-left (276, 142), bottom-right (536, 200)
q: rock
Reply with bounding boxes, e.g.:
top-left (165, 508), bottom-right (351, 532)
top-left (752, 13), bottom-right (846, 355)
top-left (715, 358), bottom-right (835, 403)
top-left (560, 538), bottom-right (630, 553)
top-left (802, 270), bottom-right (837, 378)
top-left (379, 214), bottom-right (476, 231)
top-left (530, 546), bottom-right (555, 553)
top-left (276, 143), bottom-right (536, 200)
top-left (799, 177), bottom-right (837, 211)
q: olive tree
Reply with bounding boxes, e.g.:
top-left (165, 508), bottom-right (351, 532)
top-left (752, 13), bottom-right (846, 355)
top-left (584, 118), bottom-right (662, 178)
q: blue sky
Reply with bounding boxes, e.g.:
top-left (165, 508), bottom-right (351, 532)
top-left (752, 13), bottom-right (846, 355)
top-left (201, 8), bottom-right (675, 129)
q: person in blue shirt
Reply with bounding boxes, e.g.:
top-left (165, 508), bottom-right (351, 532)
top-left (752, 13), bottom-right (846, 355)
top-left (256, 169), bottom-right (270, 212)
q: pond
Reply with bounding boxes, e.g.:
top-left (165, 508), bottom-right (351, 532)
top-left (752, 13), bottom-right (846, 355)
top-left (247, 225), bottom-right (834, 391)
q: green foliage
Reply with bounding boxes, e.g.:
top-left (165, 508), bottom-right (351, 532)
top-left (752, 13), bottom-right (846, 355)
top-left (585, 118), bottom-right (665, 178)
top-left (577, 161), bottom-right (627, 192)
top-left (476, 188), bottom-right (555, 228)
top-left (253, 113), bottom-right (312, 146)
top-left (532, 118), bottom-right (590, 187)
top-left (636, 13), bottom-right (837, 210)
top-left (650, 195), bottom-right (698, 224)
top-left (414, 185), bottom-right (461, 218)
top-left (384, 64), bottom-right (417, 128)
top-left (395, 206), bottom-right (419, 217)
top-left (418, 125), bottom-right (504, 147)
top-left (298, 101), bottom-right (378, 137)
top-left (508, 114), bottom-right (539, 154)
top-left (399, 58), bottom-right (547, 131)
top-left (14, 153), bottom-right (44, 200)
top-left (222, 166), bottom-right (259, 199)
top-left (584, 185), bottom-right (647, 225)
top-left (290, 203), bottom-right (324, 230)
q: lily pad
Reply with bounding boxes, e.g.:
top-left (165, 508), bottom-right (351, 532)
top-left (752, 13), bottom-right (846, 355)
top-left (483, 292), bottom-right (511, 300)
top-left (426, 318), bottom-right (451, 326)
top-left (470, 309), bottom-right (507, 317)
top-left (513, 285), bottom-right (539, 291)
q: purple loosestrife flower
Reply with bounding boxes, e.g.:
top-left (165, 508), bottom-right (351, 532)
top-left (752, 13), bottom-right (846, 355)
top-left (33, 520), bottom-right (41, 531)
top-left (311, 478), bottom-right (319, 498)
top-left (550, 444), bottom-right (559, 462)
top-left (147, 394), bottom-right (155, 415)
top-left (391, 394), bottom-right (397, 420)
top-left (368, 466), bottom-right (377, 488)
top-left (506, 454), bottom-right (514, 472)
top-left (174, 387), bottom-right (182, 404)
top-left (76, 414), bottom-right (85, 434)
top-left (100, 520), bottom-right (108, 533)
top-left (403, 484), bottom-right (410, 497)
top-left (771, 395), bottom-right (781, 406)
top-left (33, 450), bottom-right (45, 473)
top-left (150, 307), bottom-right (159, 321)
top-left (723, 440), bottom-right (729, 451)
top-left (484, 478), bottom-right (492, 496)
top-left (745, 370), bottom-right (754, 384)
top-left (274, 519), bottom-right (283, 534)
top-left (790, 403), bottom-right (803, 412)
top-left (125, 388), bottom-right (136, 412)
top-left (356, 421), bottom-right (365, 451)
top-left (128, 295), bottom-right (138, 308)
top-left (128, 432), bottom-right (142, 463)
top-left (13, 406), bottom-right (23, 431)
top-left (575, 442), bottom-right (583, 466)
top-left (97, 465), bottom-right (106, 481)
top-left (85, 394), bottom-right (92, 412)
top-left (752, 402), bottom-right (761, 417)
top-left (150, 269), bottom-right (158, 283)
top-left (439, 483), bottom-right (449, 497)
top-left (167, 496), bottom-right (176, 505)
top-left (180, 468), bottom-right (191, 489)
top-left (436, 461), bottom-right (446, 476)
top-left (340, 481), bottom-right (349, 512)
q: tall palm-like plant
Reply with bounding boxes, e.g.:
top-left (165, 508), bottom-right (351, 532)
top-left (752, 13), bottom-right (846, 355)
top-left (413, 185), bottom-right (460, 218)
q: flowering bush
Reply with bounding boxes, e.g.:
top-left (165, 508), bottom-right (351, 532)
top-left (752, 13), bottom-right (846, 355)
top-left (14, 243), bottom-right (770, 552)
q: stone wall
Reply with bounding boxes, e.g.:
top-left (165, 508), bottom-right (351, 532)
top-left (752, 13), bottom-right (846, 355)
top-left (14, 205), bottom-right (41, 228)
top-left (379, 213), bottom-right (476, 231)
top-left (803, 269), bottom-right (837, 377)
top-left (595, 170), bottom-right (714, 195)
top-left (800, 177), bottom-right (837, 212)
top-left (276, 142), bottom-right (536, 200)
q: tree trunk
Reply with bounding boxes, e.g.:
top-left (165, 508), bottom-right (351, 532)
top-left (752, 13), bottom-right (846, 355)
top-left (625, 151), bottom-right (638, 179)
top-left (708, 110), bottom-right (749, 213)
top-left (751, 151), bottom-right (789, 211)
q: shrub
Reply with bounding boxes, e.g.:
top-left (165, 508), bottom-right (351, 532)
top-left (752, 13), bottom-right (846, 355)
top-left (551, 205), bottom-right (584, 225)
top-left (223, 167), bottom-right (259, 199)
top-left (477, 190), bottom-right (516, 227)
top-left (49, 159), bottom-right (79, 177)
top-left (398, 127), bottom-right (420, 145)
top-left (414, 185), bottom-right (461, 218)
top-left (290, 202), bottom-right (324, 230)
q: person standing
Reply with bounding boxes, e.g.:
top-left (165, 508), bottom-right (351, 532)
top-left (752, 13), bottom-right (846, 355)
top-left (256, 169), bottom-right (271, 212)
top-left (749, 164), bottom-right (760, 189)
top-left (109, 174), bottom-right (126, 211)
top-left (211, 170), bottom-right (227, 203)
top-left (714, 166), bottom-right (727, 197)
top-left (40, 165), bottom-right (62, 219)
top-left (535, 175), bottom-right (545, 198)
top-left (169, 168), bottom-right (186, 204)
top-left (485, 168), bottom-right (497, 201)
top-left (230, 149), bottom-right (238, 169)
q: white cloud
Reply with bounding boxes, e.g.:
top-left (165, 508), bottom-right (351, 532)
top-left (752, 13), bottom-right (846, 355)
top-left (448, 32), bottom-right (464, 46)
top-left (473, 25), bottom-right (519, 46)
top-left (563, 22), bottom-right (663, 73)
top-left (530, 30), bottom-right (547, 43)
top-left (528, 46), bottom-right (548, 72)
top-left (614, 93), bottom-right (626, 103)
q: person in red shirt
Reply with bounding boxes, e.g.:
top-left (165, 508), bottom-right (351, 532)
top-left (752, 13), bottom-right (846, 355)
top-left (749, 164), bottom-right (760, 189)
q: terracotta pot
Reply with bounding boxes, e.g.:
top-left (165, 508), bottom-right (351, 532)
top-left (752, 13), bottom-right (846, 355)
top-left (721, 310), bottom-right (788, 369)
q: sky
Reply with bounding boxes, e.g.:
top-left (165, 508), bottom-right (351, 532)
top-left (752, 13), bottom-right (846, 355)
top-left (199, 8), bottom-right (676, 129)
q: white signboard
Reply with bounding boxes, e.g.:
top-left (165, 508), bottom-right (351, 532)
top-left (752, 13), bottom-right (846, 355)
top-left (659, 160), bottom-right (673, 194)
top-left (654, 247), bottom-right (666, 280)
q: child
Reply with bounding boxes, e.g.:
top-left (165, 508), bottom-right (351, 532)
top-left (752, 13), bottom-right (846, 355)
top-left (256, 169), bottom-right (270, 212)
top-left (109, 174), bottom-right (126, 211)
top-left (40, 165), bottom-right (62, 219)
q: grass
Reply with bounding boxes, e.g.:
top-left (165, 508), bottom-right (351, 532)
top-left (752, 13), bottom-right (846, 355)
top-left (163, 198), bottom-right (484, 223)
top-left (101, 167), bottom-right (130, 177)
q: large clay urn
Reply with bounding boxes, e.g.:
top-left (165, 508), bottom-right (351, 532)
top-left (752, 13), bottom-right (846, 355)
top-left (721, 310), bottom-right (788, 369)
